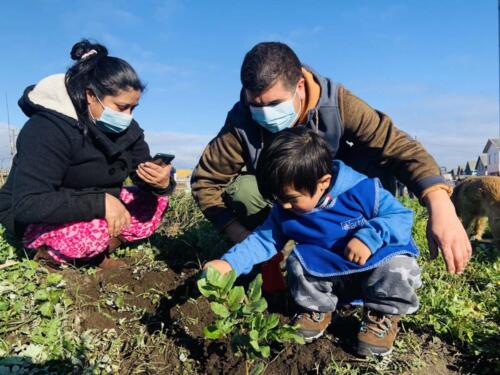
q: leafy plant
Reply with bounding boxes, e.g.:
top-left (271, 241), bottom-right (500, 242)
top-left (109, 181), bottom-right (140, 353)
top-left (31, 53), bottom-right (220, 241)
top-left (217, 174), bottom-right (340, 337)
top-left (198, 268), bottom-right (304, 375)
top-left (0, 225), bottom-right (18, 264)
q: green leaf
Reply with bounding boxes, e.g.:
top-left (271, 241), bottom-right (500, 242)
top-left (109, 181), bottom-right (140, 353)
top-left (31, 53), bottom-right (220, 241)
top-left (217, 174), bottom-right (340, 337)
top-left (265, 314), bottom-right (279, 330)
top-left (260, 345), bottom-right (270, 358)
top-left (34, 290), bottom-right (49, 302)
top-left (248, 274), bottom-right (263, 302)
top-left (46, 273), bottom-right (63, 286)
top-left (0, 300), bottom-right (9, 311)
top-left (48, 290), bottom-right (63, 304)
top-left (197, 278), bottom-right (219, 298)
top-left (210, 302), bottom-right (230, 318)
top-left (249, 339), bottom-right (260, 351)
top-left (221, 271), bottom-right (237, 294)
top-left (249, 329), bottom-right (259, 341)
top-left (115, 295), bottom-right (124, 309)
top-left (227, 286), bottom-right (244, 311)
top-left (220, 319), bottom-right (236, 334)
top-left (39, 302), bottom-right (53, 317)
top-left (250, 361), bottom-right (266, 375)
top-left (204, 324), bottom-right (222, 339)
top-left (206, 267), bottom-right (220, 285)
top-left (25, 282), bottom-right (37, 292)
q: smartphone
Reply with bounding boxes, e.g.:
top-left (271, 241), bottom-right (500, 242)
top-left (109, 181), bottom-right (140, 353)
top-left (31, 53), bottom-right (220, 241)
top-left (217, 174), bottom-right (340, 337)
top-left (152, 153), bottom-right (175, 164)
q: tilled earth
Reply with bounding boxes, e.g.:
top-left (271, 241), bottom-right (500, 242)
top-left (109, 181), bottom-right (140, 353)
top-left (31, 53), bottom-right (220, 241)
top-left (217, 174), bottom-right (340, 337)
top-left (61, 256), bottom-right (464, 375)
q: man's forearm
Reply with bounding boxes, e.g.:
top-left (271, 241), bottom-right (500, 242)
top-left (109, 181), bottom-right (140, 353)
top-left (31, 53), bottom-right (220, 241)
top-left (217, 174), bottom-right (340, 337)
top-left (422, 188), bottom-right (453, 213)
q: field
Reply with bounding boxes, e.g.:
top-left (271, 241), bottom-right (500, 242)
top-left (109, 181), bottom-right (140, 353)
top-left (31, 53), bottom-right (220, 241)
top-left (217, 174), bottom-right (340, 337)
top-left (0, 193), bottom-right (499, 374)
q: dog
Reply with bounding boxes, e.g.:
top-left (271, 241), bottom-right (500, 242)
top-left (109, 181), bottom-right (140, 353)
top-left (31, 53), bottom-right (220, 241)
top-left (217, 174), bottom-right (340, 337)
top-left (452, 176), bottom-right (500, 245)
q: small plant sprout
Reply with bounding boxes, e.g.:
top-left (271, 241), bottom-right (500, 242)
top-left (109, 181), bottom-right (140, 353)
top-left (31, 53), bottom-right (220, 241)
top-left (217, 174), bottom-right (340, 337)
top-left (197, 267), bottom-right (304, 375)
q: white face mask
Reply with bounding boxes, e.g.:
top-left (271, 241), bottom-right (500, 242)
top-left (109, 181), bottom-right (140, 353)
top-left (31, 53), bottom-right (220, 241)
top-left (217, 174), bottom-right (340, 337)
top-left (249, 90), bottom-right (301, 133)
top-left (91, 96), bottom-right (133, 133)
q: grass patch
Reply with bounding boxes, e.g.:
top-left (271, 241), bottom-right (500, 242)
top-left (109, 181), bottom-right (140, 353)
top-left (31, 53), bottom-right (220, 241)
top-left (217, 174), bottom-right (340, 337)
top-left (0, 193), bottom-right (498, 374)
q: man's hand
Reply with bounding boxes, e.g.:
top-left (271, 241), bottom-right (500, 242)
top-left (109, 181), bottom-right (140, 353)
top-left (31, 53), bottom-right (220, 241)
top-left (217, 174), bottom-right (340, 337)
top-left (203, 259), bottom-right (233, 275)
top-left (136, 161), bottom-right (171, 189)
top-left (224, 221), bottom-right (251, 244)
top-left (424, 189), bottom-right (472, 274)
top-left (105, 193), bottom-right (131, 237)
top-left (344, 237), bottom-right (371, 266)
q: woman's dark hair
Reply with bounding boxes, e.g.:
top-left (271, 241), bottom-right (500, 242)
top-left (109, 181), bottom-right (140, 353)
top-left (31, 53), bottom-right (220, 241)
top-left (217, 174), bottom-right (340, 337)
top-left (65, 39), bottom-right (145, 134)
top-left (241, 42), bottom-right (302, 94)
top-left (256, 127), bottom-right (333, 201)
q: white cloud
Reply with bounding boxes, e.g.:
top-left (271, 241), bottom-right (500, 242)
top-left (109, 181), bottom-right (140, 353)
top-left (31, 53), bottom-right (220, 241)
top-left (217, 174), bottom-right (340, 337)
top-left (390, 93), bottom-right (499, 169)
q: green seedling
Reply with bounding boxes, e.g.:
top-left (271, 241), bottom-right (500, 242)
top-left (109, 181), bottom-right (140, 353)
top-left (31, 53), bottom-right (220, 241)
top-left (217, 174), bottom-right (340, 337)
top-left (198, 268), bottom-right (304, 375)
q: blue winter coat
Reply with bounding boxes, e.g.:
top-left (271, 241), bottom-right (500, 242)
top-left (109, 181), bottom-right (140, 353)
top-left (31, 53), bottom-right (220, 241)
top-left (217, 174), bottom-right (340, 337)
top-left (222, 160), bottom-right (418, 277)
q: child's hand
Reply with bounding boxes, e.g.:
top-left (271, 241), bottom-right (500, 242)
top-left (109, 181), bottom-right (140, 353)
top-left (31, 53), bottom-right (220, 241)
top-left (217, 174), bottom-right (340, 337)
top-left (343, 238), bottom-right (371, 266)
top-left (203, 259), bottom-right (233, 275)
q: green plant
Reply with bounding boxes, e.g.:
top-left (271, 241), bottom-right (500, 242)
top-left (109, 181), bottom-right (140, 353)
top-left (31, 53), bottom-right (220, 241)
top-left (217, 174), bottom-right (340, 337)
top-left (198, 268), bottom-right (304, 375)
top-left (0, 225), bottom-right (18, 264)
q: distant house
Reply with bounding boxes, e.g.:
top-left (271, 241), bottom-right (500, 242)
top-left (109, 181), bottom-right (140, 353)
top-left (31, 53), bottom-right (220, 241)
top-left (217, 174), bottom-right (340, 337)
top-left (450, 168), bottom-right (457, 180)
top-left (483, 138), bottom-right (500, 176)
top-left (442, 172), bottom-right (453, 183)
top-left (174, 169), bottom-right (193, 190)
top-left (475, 154), bottom-right (488, 176)
top-left (464, 160), bottom-right (477, 176)
top-left (456, 164), bottom-right (467, 179)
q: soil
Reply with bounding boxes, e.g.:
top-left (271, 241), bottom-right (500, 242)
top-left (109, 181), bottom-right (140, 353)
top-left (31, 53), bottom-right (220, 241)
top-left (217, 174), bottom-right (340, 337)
top-left (61, 258), bottom-right (464, 375)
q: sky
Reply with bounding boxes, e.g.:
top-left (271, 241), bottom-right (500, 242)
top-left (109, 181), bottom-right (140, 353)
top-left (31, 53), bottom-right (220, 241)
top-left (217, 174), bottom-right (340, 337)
top-left (0, 0), bottom-right (498, 170)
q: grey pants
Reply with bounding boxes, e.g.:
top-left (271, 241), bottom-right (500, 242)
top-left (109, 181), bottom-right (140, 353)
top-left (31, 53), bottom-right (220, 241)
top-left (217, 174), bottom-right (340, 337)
top-left (287, 252), bottom-right (422, 316)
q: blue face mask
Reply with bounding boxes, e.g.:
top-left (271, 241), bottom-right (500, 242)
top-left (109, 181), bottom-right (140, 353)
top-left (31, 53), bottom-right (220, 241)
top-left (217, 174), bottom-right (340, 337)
top-left (92, 97), bottom-right (133, 133)
top-left (249, 90), bottom-right (301, 133)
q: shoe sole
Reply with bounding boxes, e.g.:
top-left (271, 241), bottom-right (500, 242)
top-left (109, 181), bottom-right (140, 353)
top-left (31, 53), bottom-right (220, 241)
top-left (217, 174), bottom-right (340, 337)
top-left (356, 342), bottom-right (393, 357)
top-left (302, 330), bottom-right (326, 343)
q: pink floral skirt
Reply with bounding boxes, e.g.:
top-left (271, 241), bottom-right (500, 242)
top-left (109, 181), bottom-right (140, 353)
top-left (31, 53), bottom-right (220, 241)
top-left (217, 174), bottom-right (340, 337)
top-left (23, 187), bottom-right (169, 263)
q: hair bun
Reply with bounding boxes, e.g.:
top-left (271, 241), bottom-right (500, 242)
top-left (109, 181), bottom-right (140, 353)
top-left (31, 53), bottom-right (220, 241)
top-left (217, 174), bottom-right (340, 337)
top-left (70, 39), bottom-right (108, 61)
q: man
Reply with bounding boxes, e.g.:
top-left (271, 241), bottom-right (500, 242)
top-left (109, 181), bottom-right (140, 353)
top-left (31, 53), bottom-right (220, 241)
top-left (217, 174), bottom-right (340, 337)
top-left (191, 42), bottom-right (471, 275)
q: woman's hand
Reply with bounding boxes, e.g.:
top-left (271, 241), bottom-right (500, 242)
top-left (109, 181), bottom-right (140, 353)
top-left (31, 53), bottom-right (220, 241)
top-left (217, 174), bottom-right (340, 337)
top-left (105, 193), bottom-right (131, 237)
top-left (136, 160), bottom-right (172, 189)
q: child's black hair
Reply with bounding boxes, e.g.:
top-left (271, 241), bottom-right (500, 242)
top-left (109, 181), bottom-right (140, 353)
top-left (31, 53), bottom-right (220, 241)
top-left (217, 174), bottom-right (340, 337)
top-left (65, 39), bottom-right (146, 135)
top-left (256, 127), bottom-right (333, 201)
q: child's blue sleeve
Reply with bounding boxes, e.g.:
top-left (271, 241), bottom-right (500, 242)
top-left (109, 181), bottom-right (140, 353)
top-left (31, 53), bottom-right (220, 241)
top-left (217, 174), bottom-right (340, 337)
top-left (353, 185), bottom-right (413, 253)
top-left (221, 207), bottom-right (286, 276)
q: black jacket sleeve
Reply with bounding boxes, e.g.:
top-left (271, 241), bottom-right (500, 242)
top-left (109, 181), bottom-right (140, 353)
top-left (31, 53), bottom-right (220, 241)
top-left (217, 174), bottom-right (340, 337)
top-left (11, 115), bottom-right (105, 225)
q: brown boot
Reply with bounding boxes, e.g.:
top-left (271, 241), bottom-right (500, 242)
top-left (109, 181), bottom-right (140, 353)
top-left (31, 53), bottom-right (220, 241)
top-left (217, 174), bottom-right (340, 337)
top-left (356, 309), bottom-right (400, 357)
top-left (108, 237), bottom-right (123, 254)
top-left (96, 250), bottom-right (126, 269)
top-left (33, 247), bottom-right (61, 272)
top-left (293, 311), bottom-right (332, 343)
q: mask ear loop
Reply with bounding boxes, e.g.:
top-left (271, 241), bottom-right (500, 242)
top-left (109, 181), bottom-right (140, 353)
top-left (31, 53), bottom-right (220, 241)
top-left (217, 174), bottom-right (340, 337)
top-left (291, 89), bottom-right (302, 127)
top-left (88, 93), bottom-right (105, 123)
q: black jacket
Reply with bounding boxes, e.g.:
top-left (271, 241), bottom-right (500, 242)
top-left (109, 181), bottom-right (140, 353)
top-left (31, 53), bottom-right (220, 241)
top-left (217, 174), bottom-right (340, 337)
top-left (0, 74), bottom-right (167, 237)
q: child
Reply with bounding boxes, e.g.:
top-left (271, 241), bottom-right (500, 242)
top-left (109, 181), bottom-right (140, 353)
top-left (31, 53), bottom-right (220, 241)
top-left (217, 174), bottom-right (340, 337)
top-left (205, 127), bottom-right (421, 357)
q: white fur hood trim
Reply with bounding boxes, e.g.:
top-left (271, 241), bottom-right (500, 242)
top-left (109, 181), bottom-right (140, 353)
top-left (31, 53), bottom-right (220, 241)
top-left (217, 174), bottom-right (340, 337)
top-left (27, 73), bottom-right (78, 120)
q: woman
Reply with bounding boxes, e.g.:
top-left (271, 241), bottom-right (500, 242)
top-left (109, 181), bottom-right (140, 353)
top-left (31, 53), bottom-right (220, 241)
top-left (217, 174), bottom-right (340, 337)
top-left (0, 40), bottom-right (174, 269)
